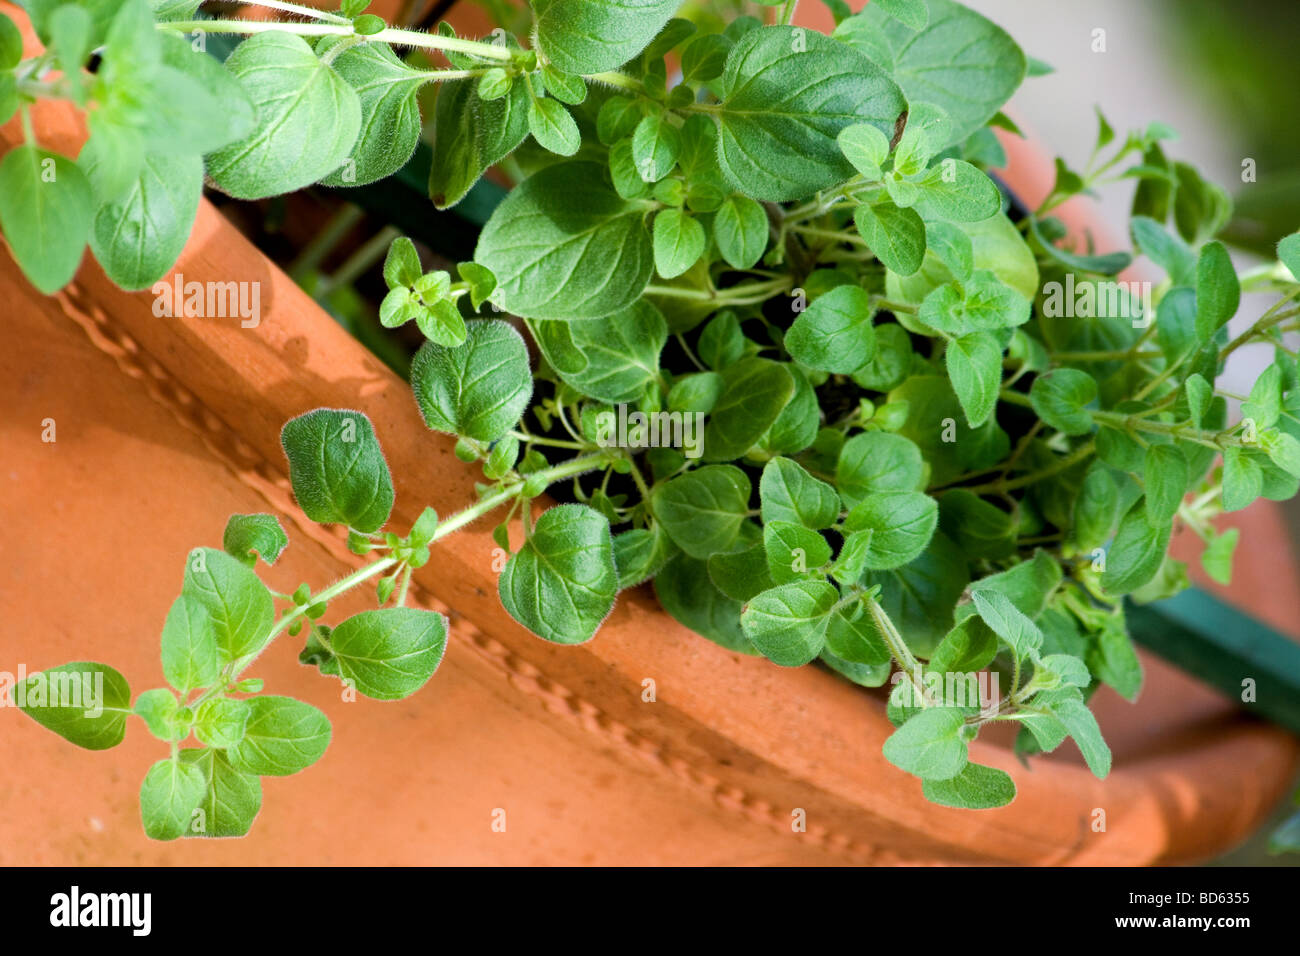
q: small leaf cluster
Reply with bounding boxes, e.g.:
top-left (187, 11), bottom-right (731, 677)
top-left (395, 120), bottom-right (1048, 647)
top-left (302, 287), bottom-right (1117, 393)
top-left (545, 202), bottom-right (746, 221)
top-left (19, 410), bottom-right (450, 838)
top-left (13, 0), bottom-right (1300, 827)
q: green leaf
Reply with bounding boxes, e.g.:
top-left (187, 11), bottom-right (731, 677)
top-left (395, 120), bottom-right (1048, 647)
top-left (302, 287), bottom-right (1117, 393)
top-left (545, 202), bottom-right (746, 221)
top-left (740, 580), bottom-right (838, 666)
top-left (226, 696), bottom-right (331, 777)
top-left (970, 588), bottom-right (1042, 661)
top-left (499, 504), bottom-right (618, 645)
top-left (852, 322), bottom-right (914, 391)
top-left (764, 521), bottom-right (832, 584)
top-left (82, 151), bottom-right (201, 292)
top-left (475, 161), bottom-right (654, 320)
top-left (317, 41), bottom-right (424, 187)
top-left (653, 208), bottom-right (706, 278)
top-left (714, 25), bottom-right (905, 202)
top-left (1221, 445), bottom-right (1262, 512)
top-left (532, 302), bottom-right (667, 403)
top-left (1278, 232), bottom-right (1300, 281)
top-left (843, 491), bottom-right (938, 570)
top-left (853, 200), bottom-right (926, 276)
top-left (411, 320), bottom-right (532, 441)
top-left (864, 532), bottom-right (968, 656)
top-left (918, 271), bottom-right (1030, 335)
top-left (1073, 463), bottom-right (1119, 552)
top-left (1194, 240), bottom-right (1240, 344)
top-left (613, 523), bottom-right (676, 589)
top-left (182, 548), bottom-right (274, 663)
top-left (1027, 215), bottom-right (1131, 275)
top-left (923, 762), bottom-right (1015, 809)
top-left (179, 748), bottom-right (262, 838)
top-left (540, 64), bottom-right (586, 104)
top-left (883, 707), bottom-right (968, 780)
top-left (937, 489), bottom-right (1014, 558)
top-left (1040, 689), bottom-right (1111, 778)
top-left (632, 112), bottom-right (681, 182)
top-left (824, 602), bottom-right (890, 663)
top-left (222, 513), bottom-right (288, 567)
top-left (1130, 215), bottom-right (1195, 286)
top-left (835, 431), bottom-right (923, 507)
top-left (1264, 431), bottom-right (1300, 479)
top-left (536, 0), bottom-right (681, 74)
top-left (945, 331), bottom-right (1001, 427)
top-left (139, 757), bottom-right (207, 841)
top-left (911, 160), bottom-right (1002, 223)
top-left (193, 697), bottom-right (250, 749)
top-left (835, 0), bottom-right (1026, 149)
top-left (429, 76), bottom-right (528, 208)
top-left (1143, 444), bottom-right (1188, 526)
top-left (1200, 527), bottom-right (1239, 586)
top-left (280, 409), bottom-right (394, 533)
top-left (713, 194), bottom-right (769, 269)
top-left (785, 285), bottom-right (876, 373)
top-left (160, 594), bottom-right (222, 695)
top-left (0, 11), bottom-right (22, 69)
top-left (1087, 624), bottom-right (1143, 702)
top-left (1242, 362), bottom-right (1283, 429)
top-left (874, 0), bottom-right (930, 30)
top-left (207, 33), bottom-right (361, 199)
top-left (0, 146), bottom-right (93, 293)
top-left (760, 457), bottom-right (840, 529)
top-left (657, 553), bottom-right (757, 654)
top-left (971, 549), bottom-right (1061, 621)
top-left (1029, 368), bottom-right (1097, 436)
top-left (458, 261), bottom-right (497, 309)
top-left (527, 96), bottom-right (581, 155)
top-left (668, 372), bottom-right (724, 413)
top-left (707, 542), bottom-right (774, 603)
top-left (1100, 502), bottom-right (1171, 596)
top-left (653, 465), bottom-right (751, 560)
top-left (150, 33), bottom-right (257, 156)
top-left (837, 123), bottom-right (890, 179)
top-left (597, 95), bottom-right (643, 145)
top-left (134, 688), bottom-right (182, 741)
top-left (703, 358), bottom-right (794, 461)
top-left (329, 607), bottom-right (448, 699)
top-left (16, 662), bottom-right (130, 750)
top-left (0, 74), bottom-right (15, 129)
top-left (928, 617), bottom-right (997, 674)
top-left (1184, 373), bottom-right (1213, 427)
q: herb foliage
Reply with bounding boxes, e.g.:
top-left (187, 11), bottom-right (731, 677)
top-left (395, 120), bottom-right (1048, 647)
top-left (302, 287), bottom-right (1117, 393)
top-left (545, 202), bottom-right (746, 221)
top-left (8, 0), bottom-right (1300, 834)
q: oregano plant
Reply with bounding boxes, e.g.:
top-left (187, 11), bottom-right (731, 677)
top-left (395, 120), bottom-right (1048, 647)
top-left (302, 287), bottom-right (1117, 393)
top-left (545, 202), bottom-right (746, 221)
top-left (7, 0), bottom-right (1300, 837)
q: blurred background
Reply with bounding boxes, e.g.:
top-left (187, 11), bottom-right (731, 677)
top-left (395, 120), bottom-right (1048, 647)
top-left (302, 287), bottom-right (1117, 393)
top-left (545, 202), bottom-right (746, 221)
top-left (959, 0), bottom-right (1300, 862)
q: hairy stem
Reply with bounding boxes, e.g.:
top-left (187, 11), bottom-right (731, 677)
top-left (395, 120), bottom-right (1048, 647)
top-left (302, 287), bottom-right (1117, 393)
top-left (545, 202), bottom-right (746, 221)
top-left (157, 19), bottom-right (517, 62)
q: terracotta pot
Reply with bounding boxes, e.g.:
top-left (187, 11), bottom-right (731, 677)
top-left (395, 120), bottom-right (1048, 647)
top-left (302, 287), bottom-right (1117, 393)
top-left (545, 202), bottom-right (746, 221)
top-left (1, 2), bottom-right (1296, 866)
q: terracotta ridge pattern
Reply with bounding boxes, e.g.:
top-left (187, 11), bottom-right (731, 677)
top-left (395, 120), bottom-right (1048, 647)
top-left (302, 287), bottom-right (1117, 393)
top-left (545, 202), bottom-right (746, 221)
top-left (51, 281), bottom-right (899, 866)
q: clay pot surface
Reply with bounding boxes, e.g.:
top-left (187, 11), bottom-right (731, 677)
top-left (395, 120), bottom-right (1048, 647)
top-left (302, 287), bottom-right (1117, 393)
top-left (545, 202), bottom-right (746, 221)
top-left (1, 1), bottom-right (1296, 865)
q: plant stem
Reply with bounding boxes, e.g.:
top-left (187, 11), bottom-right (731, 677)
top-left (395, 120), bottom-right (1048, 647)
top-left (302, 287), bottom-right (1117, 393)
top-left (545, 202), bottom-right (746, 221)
top-left (588, 70), bottom-right (641, 92)
top-left (646, 276), bottom-right (792, 305)
top-left (1091, 410), bottom-right (1245, 449)
top-left (866, 596), bottom-right (928, 706)
top-left (157, 19), bottom-right (517, 62)
top-left (228, 450), bottom-right (615, 682)
top-left (232, 0), bottom-right (351, 22)
top-left (1220, 297), bottom-right (1300, 362)
top-left (962, 440), bottom-right (1096, 495)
